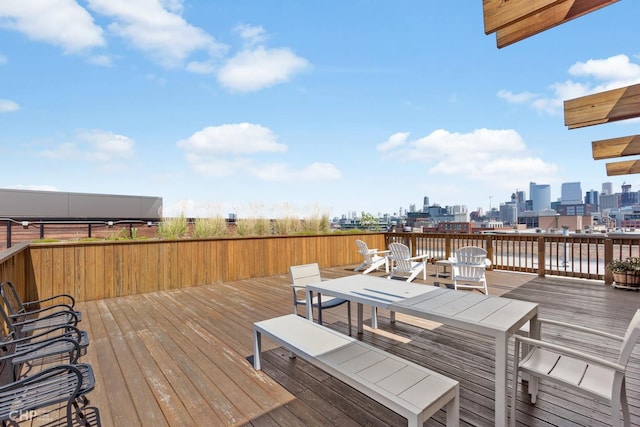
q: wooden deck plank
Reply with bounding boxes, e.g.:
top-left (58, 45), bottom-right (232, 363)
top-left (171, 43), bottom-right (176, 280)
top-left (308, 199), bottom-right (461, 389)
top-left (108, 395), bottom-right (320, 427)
top-left (25, 266), bottom-right (640, 427)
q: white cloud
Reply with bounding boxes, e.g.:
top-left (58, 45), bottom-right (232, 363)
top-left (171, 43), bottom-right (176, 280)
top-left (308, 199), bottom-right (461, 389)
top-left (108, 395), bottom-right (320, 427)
top-left (377, 132), bottom-right (410, 152)
top-left (218, 46), bottom-right (310, 92)
top-left (235, 24), bottom-right (268, 48)
top-left (0, 99), bottom-right (19, 112)
top-left (40, 130), bottom-right (135, 163)
top-left (380, 128), bottom-right (557, 193)
top-left (178, 123), bottom-right (287, 154)
top-left (87, 0), bottom-right (226, 68)
top-left (178, 122), bottom-right (341, 182)
top-left (496, 90), bottom-right (538, 104)
top-left (500, 54), bottom-right (640, 115)
top-left (8, 184), bottom-right (59, 192)
top-left (0, 0), bottom-right (105, 53)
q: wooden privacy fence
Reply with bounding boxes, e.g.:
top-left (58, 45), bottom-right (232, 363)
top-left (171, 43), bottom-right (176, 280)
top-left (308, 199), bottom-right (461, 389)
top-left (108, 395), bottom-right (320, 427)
top-left (0, 234), bottom-right (385, 304)
top-left (1, 232), bottom-right (640, 305)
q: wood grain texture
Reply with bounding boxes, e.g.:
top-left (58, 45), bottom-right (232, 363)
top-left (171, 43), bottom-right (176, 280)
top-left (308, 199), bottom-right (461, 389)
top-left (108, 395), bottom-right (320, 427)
top-left (565, 83), bottom-right (640, 129)
top-left (606, 159), bottom-right (640, 176)
top-left (494, 0), bottom-right (619, 48)
top-left (483, 0), bottom-right (562, 34)
top-left (65, 268), bottom-right (640, 427)
top-left (592, 135), bottom-right (640, 159)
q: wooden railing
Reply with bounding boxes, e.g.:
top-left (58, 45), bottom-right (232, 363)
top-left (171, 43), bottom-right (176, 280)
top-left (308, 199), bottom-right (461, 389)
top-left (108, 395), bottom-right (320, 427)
top-left (1, 232), bottom-right (639, 305)
top-left (385, 232), bottom-right (640, 283)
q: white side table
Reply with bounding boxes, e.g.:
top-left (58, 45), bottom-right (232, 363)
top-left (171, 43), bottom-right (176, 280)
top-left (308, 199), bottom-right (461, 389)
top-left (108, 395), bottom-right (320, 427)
top-left (435, 259), bottom-right (452, 277)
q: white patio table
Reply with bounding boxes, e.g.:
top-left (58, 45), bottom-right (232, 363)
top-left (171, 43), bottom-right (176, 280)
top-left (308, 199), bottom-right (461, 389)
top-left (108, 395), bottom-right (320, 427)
top-left (305, 274), bottom-right (539, 426)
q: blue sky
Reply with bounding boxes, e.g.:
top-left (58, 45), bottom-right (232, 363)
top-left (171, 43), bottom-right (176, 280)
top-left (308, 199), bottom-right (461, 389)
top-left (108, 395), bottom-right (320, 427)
top-left (1, 1), bottom-right (639, 219)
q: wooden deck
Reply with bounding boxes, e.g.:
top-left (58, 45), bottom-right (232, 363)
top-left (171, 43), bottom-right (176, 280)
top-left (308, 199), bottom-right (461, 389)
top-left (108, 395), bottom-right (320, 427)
top-left (27, 265), bottom-right (640, 426)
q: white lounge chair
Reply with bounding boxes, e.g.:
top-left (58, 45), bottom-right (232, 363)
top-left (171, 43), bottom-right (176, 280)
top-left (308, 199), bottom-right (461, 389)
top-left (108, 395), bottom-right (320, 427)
top-left (387, 242), bottom-right (429, 282)
top-left (448, 246), bottom-right (490, 294)
top-left (354, 240), bottom-right (389, 275)
top-left (510, 309), bottom-right (640, 427)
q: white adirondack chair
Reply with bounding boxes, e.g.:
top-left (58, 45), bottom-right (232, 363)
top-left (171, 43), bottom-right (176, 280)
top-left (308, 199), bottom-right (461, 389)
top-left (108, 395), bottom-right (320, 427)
top-left (510, 309), bottom-right (640, 427)
top-left (354, 240), bottom-right (389, 275)
top-left (448, 246), bottom-right (490, 294)
top-left (387, 242), bottom-right (429, 282)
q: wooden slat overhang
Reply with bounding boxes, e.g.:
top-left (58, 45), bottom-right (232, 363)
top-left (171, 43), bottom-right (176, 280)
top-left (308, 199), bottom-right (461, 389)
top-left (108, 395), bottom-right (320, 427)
top-left (592, 134), bottom-right (640, 160)
top-left (606, 159), bottom-right (640, 176)
top-left (564, 83), bottom-right (640, 129)
top-left (483, 0), bottom-right (619, 48)
top-left (483, 0), bottom-right (639, 177)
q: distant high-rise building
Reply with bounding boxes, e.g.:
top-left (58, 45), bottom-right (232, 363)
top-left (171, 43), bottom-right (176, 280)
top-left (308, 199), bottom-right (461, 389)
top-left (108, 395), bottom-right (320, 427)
top-left (600, 193), bottom-right (620, 210)
top-left (621, 183), bottom-right (639, 207)
top-left (602, 182), bottom-right (613, 195)
top-left (530, 182), bottom-right (551, 212)
top-left (423, 196), bottom-right (429, 212)
top-left (585, 189), bottom-right (599, 212)
top-left (409, 204), bottom-right (416, 213)
top-left (500, 201), bottom-right (517, 225)
top-left (561, 182), bottom-right (582, 205)
top-left (450, 205), bottom-right (468, 214)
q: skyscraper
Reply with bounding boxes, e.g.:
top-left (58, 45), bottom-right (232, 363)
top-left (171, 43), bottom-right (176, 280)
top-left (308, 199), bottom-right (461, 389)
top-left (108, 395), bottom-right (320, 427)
top-left (585, 189), bottom-right (599, 212)
top-left (423, 196), bottom-right (429, 212)
top-left (560, 182), bottom-right (582, 205)
top-left (529, 182), bottom-right (551, 212)
top-left (602, 182), bottom-right (613, 195)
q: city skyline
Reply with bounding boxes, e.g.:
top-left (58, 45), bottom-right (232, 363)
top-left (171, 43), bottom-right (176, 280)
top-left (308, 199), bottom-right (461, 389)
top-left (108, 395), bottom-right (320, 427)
top-left (1, 2), bottom-right (639, 219)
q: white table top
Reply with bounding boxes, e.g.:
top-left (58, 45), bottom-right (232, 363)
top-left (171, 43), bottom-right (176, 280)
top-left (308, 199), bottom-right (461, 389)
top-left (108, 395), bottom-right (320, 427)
top-left (390, 288), bottom-right (537, 337)
top-left (306, 274), bottom-right (439, 309)
top-left (307, 274), bottom-right (537, 338)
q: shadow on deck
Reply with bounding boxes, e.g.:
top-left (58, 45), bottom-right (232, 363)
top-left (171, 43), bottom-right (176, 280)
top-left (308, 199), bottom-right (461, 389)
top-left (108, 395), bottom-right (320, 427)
top-left (37, 265), bottom-right (640, 426)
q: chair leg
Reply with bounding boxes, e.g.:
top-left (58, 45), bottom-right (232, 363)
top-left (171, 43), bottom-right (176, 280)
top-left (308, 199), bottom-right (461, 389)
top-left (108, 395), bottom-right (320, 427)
top-left (510, 341), bottom-right (520, 427)
top-left (619, 379), bottom-right (630, 427)
top-left (529, 376), bottom-right (539, 404)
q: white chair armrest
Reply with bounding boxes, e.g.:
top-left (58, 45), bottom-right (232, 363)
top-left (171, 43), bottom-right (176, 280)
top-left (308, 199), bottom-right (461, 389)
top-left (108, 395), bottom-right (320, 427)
top-left (369, 249), bottom-right (390, 255)
top-left (537, 318), bottom-right (624, 341)
top-left (484, 259), bottom-right (492, 267)
top-left (514, 335), bottom-right (625, 372)
top-left (408, 254), bottom-right (430, 262)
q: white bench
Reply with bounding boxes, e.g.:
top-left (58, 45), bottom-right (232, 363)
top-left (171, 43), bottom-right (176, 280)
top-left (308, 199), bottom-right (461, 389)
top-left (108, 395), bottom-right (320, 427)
top-left (253, 314), bottom-right (459, 427)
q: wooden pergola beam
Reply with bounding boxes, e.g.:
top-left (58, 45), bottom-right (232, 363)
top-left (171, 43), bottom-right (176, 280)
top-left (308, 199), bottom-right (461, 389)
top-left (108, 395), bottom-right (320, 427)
top-left (606, 160), bottom-right (640, 176)
top-left (592, 135), bottom-right (640, 160)
top-left (483, 0), bottom-right (563, 34)
top-left (490, 0), bottom-right (618, 48)
top-left (564, 83), bottom-right (640, 129)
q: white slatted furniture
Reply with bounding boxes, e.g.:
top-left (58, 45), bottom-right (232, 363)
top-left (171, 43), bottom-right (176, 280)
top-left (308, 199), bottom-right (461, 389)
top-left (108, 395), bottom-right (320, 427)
top-left (254, 314), bottom-right (459, 427)
top-left (306, 274), bottom-right (539, 426)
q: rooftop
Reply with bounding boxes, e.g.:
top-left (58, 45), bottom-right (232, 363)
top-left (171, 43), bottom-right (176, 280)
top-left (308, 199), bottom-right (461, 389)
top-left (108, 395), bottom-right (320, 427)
top-left (55, 266), bottom-right (640, 426)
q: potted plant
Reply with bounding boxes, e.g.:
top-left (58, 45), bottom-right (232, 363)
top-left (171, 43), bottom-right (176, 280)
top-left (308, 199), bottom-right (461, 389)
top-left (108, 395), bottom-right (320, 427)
top-left (606, 257), bottom-right (640, 289)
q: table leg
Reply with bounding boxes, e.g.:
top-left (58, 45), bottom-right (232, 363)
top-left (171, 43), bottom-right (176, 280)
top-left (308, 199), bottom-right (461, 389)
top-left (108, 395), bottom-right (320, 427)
top-left (357, 303), bottom-right (363, 334)
top-left (317, 292), bottom-right (323, 325)
top-left (371, 307), bottom-right (378, 329)
top-left (495, 335), bottom-right (508, 426)
top-left (253, 329), bottom-right (262, 370)
top-left (305, 289), bottom-right (314, 320)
